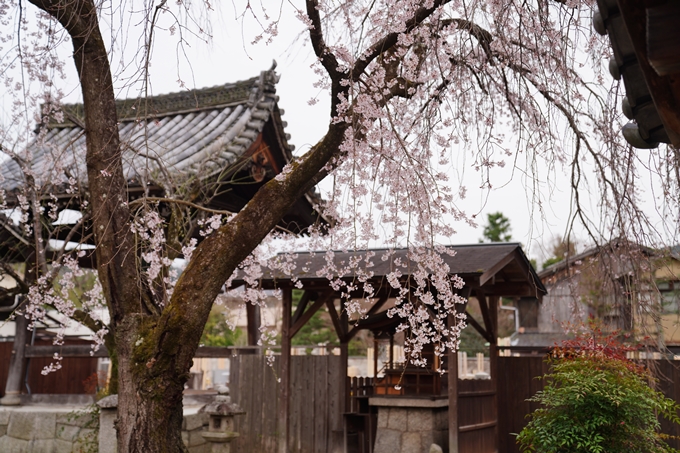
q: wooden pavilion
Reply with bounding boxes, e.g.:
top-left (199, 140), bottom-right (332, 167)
top-left (231, 243), bottom-right (546, 453)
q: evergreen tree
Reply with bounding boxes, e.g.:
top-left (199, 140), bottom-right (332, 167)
top-left (481, 212), bottom-right (512, 243)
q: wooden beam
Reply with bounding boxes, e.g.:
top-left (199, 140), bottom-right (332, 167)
top-left (467, 282), bottom-right (542, 298)
top-left (290, 290), bottom-right (313, 327)
top-left (488, 295), bottom-right (499, 453)
top-left (278, 287), bottom-right (292, 453)
top-left (464, 312), bottom-right (493, 344)
top-left (448, 312), bottom-right (459, 453)
top-left (479, 250), bottom-right (516, 287)
top-left (345, 296), bottom-right (389, 341)
top-left (246, 303), bottom-right (261, 347)
top-left (459, 420), bottom-right (497, 433)
top-left (476, 290), bottom-right (495, 340)
top-left (326, 297), bottom-right (346, 342)
top-left (289, 293), bottom-right (331, 339)
top-left (489, 295), bottom-right (498, 342)
top-left (25, 344), bottom-right (108, 358)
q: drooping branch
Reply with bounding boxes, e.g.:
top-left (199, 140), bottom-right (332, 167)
top-left (350, 0), bottom-right (451, 82)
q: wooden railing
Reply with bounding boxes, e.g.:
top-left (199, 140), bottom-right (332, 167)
top-left (347, 376), bottom-right (374, 413)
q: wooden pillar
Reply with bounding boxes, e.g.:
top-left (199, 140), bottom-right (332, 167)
top-left (246, 303), bottom-right (261, 347)
top-left (278, 287), bottom-right (292, 453)
top-left (339, 299), bottom-right (349, 412)
top-left (389, 334), bottom-right (394, 369)
top-left (448, 313), bottom-right (459, 453)
top-left (373, 337), bottom-right (379, 378)
top-left (488, 296), bottom-right (499, 453)
top-left (1, 302), bottom-right (28, 406)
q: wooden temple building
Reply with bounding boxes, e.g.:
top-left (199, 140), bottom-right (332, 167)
top-left (230, 243), bottom-right (546, 453)
top-left (0, 67), bottom-right (324, 402)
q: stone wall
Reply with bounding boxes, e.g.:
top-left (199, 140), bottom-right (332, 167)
top-left (0, 405), bottom-right (97, 453)
top-left (372, 402), bottom-right (448, 453)
top-left (1, 402), bottom-right (211, 453)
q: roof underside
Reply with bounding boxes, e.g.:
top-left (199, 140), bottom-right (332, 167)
top-left (595, 0), bottom-right (680, 148)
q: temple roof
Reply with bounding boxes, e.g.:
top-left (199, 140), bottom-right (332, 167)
top-left (594, 0), bottom-right (680, 148)
top-left (0, 68), bottom-right (295, 191)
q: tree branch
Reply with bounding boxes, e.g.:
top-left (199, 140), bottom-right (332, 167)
top-left (350, 0), bottom-right (450, 82)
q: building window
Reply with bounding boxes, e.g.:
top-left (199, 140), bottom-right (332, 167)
top-left (658, 281), bottom-right (680, 314)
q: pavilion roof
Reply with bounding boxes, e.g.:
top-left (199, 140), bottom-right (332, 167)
top-left (238, 243), bottom-right (546, 299)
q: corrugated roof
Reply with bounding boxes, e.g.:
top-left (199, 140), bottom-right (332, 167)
top-left (0, 68), bottom-right (289, 192)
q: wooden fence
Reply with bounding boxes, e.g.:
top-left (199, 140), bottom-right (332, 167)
top-left (497, 355), bottom-right (680, 453)
top-left (0, 340), bottom-right (99, 395)
top-left (230, 353), bottom-right (344, 453)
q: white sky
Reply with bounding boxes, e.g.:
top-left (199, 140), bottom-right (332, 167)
top-left (7, 1), bottom-right (672, 265)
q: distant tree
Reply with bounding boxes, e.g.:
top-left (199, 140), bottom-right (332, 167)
top-left (290, 291), bottom-right (335, 349)
top-left (542, 236), bottom-right (579, 269)
top-left (481, 212), bottom-right (512, 243)
top-left (199, 307), bottom-right (244, 348)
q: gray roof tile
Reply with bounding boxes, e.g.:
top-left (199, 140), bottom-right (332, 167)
top-left (0, 69), bottom-right (288, 192)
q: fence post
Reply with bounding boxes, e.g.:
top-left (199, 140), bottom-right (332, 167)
top-left (448, 313), bottom-right (459, 453)
top-left (277, 287), bottom-right (292, 453)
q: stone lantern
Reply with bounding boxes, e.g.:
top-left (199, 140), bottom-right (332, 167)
top-left (200, 386), bottom-right (245, 453)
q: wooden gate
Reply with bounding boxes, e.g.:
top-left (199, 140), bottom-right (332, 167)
top-left (230, 353), bottom-right (344, 453)
top-left (458, 378), bottom-right (497, 452)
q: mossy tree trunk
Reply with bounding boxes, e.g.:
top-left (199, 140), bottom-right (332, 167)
top-left (26, 0), bottom-right (441, 451)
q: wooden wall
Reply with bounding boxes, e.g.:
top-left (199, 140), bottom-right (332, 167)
top-left (230, 354), bottom-right (344, 453)
top-left (0, 340), bottom-right (99, 396)
top-left (497, 356), bottom-right (680, 453)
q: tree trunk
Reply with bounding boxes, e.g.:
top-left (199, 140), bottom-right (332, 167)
top-left (115, 320), bottom-right (188, 453)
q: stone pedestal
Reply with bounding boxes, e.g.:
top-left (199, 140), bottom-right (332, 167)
top-left (96, 395), bottom-right (118, 453)
top-left (370, 397), bottom-right (448, 453)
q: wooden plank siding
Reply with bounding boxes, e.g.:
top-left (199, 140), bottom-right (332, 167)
top-left (0, 340), bottom-right (99, 396)
top-left (231, 354), bottom-right (343, 453)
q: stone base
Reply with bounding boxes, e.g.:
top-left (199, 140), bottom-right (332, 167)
top-left (370, 398), bottom-right (448, 453)
top-left (0, 392), bottom-right (21, 406)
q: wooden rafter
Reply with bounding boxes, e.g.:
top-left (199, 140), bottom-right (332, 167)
top-left (289, 291), bottom-right (333, 339)
top-left (326, 297), bottom-right (347, 342)
top-left (345, 296), bottom-right (389, 341)
top-left (479, 250), bottom-right (516, 287)
top-left (464, 311), bottom-right (493, 343)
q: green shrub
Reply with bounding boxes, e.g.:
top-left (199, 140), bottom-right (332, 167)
top-left (517, 338), bottom-right (680, 453)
